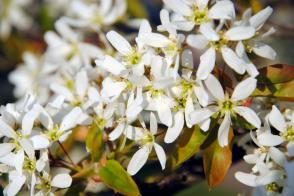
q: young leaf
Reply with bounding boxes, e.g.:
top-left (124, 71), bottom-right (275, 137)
top-left (169, 126), bottom-right (208, 169)
top-left (86, 123), bottom-right (104, 162)
top-left (126, 0), bottom-right (148, 18)
top-left (253, 64), bottom-right (294, 101)
top-left (203, 129), bottom-right (234, 189)
top-left (99, 160), bottom-right (141, 196)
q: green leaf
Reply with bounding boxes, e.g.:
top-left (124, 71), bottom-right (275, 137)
top-left (203, 129), bottom-right (233, 189)
top-left (253, 64), bottom-right (294, 101)
top-left (99, 160), bottom-right (141, 196)
top-left (126, 0), bottom-right (148, 18)
top-left (169, 126), bottom-right (208, 169)
top-left (86, 123), bottom-right (104, 162)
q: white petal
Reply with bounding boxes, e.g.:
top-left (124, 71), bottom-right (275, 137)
top-left (106, 31), bottom-right (132, 55)
top-left (95, 55), bottom-right (126, 76)
top-left (234, 106), bottom-right (261, 128)
top-left (256, 170), bottom-right (282, 185)
top-left (51, 173), bottom-right (72, 188)
top-left (249, 6), bottom-right (273, 30)
top-left (269, 147), bottom-right (286, 166)
top-left (199, 23), bottom-right (219, 41)
top-left (4, 171), bottom-right (26, 196)
top-left (232, 77), bottom-right (257, 101)
top-left (235, 172), bottom-right (257, 187)
top-left (221, 47), bottom-right (246, 75)
top-left (225, 26), bottom-right (255, 41)
top-left (0, 143), bottom-right (15, 157)
top-left (21, 106), bottom-right (40, 135)
top-left (157, 99), bottom-right (172, 127)
top-left (218, 112), bottom-right (231, 147)
top-left (19, 139), bottom-right (35, 159)
top-left (189, 107), bottom-right (217, 125)
top-left (197, 47), bottom-right (216, 80)
top-left (196, 0), bottom-right (209, 10)
top-left (164, 111), bottom-right (184, 143)
top-left (194, 85), bottom-right (209, 107)
top-left (60, 107), bottom-right (82, 131)
top-left (186, 34), bottom-right (209, 50)
top-left (252, 42), bottom-right (276, 60)
top-left (30, 135), bottom-right (50, 150)
top-left (163, 0), bottom-right (192, 16)
top-left (108, 123), bottom-right (125, 141)
top-left (287, 142), bottom-right (294, 156)
top-left (127, 145), bottom-right (150, 175)
top-left (257, 133), bottom-right (283, 147)
top-left (0, 119), bottom-right (16, 138)
top-left (268, 105), bottom-right (287, 132)
top-left (138, 33), bottom-right (171, 48)
top-left (150, 113), bottom-right (158, 135)
top-left (75, 71), bottom-right (88, 99)
top-left (125, 126), bottom-right (145, 141)
top-left (154, 143), bottom-right (166, 170)
top-left (208, 0), bottom-right (235, 20)
top-left (204, 74), bottom-right (225, 100)
top-left (243, 154), bottom-right (259, 164)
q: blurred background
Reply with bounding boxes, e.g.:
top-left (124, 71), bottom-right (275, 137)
top-left (0, 0), bottom-right (294, 195)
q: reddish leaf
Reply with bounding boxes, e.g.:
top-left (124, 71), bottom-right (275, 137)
top-left (203, 129), bottom-right (234, 189)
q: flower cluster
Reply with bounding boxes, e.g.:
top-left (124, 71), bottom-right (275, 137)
top-left (1, 0), bottom-right (293, 195)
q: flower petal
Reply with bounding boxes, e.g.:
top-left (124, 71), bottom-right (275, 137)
top-left (218, 112), bottom-right (231, 147)
top-left (150, 112), bottom-right (158, 135)
top-left (234, 106), bottom-right (261, 128)
top-left (235, 172), bottom-right (257, 187)
top-left (127, 145), bottom-right (150, 175)
top-left (60, 107), bottom-right (82, 131)
top-left (106, 31), bottom-right (132, 55)
top-left (252, 42), bottom-right (276, 60)
top-left (196, 47), bottom-right (216, 80)
top-left (199, 23), bottom-right (219, 41)
top-left (225, 26), bottom-right (255, 41)
top-left (221, 46), bottom-right (246, 75)
top-left (164, 111), bottom-right (184, 143)
top-left (95, 55), bottom-right (126, 76)
top-left (204, 74), bottom-right (225, 101)
top-left (51, 173), bottom-right (72, 188)
top-left (269, 147), bottom-right (286, 166)
top-left (0, 143), bottom-right (15, 157)
top-left (249, 6), bottom-right (273, 30)
top-left (231, 77), bottom-right (256, 101)
top-left (154, 143), bottom-right (166, 170)
top-left (186, 34), bottom-right (209, 50)
top-left (257, 133), bottom-right (283, 147)
top-left (268, 105), bottom-right (287, 132)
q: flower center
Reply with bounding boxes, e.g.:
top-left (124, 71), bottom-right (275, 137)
top-left (140, 133), bottom-right (154, 145)
top-left (23, 157), bottom-right (36, 173)
top-left (94, 117), bottom-right (107, 129)
top-left (46, 125), bottom-right (62, 142)
top-left (265, 182), bottom-right (283, 194)
top-left (281, 125), bottom-right (294, 142)
top-left (124, 48), bottom-right (142, 66)
top-left (187, 5), bottom-right (209, 25)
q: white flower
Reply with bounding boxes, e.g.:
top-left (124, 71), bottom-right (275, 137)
top-left (30, 106), bottom-right (82, 149)
top-left (104, 21), bottom-right (152, 76)
top-left (187, 24), bottom-right (256, 79)
top-left (163, 0), bottom-right (235, 31)
top-left (127, 113), bottom-right (166, 175)
top-left (65, 0), bottom-right (126, 31)
top-left (190, 74), bottom-right (261, 146)
top-left (9, 52), bottom-right (57, 104)
top-left (267, 105), bottom-right (294, 156)
top-left (34, 172), bottom-right (72, 196)
top-left (45, 19), bottom-right (103, 68)
top-left (0, 0), bottom-right (32, 39)
top-left (108, 88), bottom-right (145, 141)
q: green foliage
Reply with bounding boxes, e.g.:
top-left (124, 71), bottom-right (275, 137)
top-left (126, 0), bottom-right (148, 18)
top-left (99, 160), bottom-right (141, 196)
top-left (168, 126), bottom-right (208, 170)
top-left (86, 123), bottom-right (104, 162)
